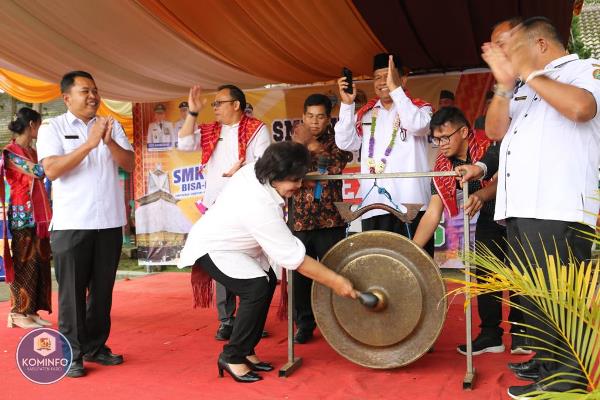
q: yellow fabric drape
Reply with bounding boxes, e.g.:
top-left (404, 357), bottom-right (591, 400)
top-left (0, 68), bottom-right (61, 103)
top-left (135, 0), bottom-right (386, 83)
top-left (0, 67), bottom-right (133, 141)
top-left (97, 101), bottom-right (134, 143)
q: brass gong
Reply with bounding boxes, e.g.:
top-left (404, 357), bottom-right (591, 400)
top-left (312, 231), bottom-right (447, 369)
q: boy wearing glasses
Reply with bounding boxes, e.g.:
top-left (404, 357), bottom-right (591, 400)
top-left (413, 106), bottom-right (526, 357)
top-left (177, 84), bottom-right (271, 341)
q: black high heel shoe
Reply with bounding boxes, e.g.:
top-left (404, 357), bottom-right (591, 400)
top-left (245, 358), bottom-right (274, 372)
top-left (217, 357), bottom-right (262, 383)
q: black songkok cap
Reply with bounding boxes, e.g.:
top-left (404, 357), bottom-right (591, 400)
top-left (439, 90), bottom-right (455, 100)
top-left (373, 53), bottom-right (403, 71)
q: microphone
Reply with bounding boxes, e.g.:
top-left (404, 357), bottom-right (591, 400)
top-left (313, 156), bottom-right (330, 201)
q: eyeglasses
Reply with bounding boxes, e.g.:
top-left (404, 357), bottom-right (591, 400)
top-left (211, 99), bottom-right (236, 108)
top-left (430, 126), bottom-right (464, 146)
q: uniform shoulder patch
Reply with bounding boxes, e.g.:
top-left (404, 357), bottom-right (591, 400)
top-left (593, 69), bottom-right (600, 80)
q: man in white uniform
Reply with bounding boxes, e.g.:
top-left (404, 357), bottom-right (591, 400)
top-left (37, 70), bottom-right (134, 378)
top-left (147, 103), bottom-right (175, 148)
top-left (481, 17), bottom-right (600, 398)
top-left (173, 101), bottom-right (189, 148)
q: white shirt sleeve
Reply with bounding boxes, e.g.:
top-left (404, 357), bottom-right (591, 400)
top-left (334, 102), bottom-right (362, 151)
top-left (247, 125), bottom-right (271, 161)
top-left (36, 121), bottom-right (64, 161)
top-left (390, 87), bottom-right (432, 137)
top-left (177, 128), bottom-right (199, 151)
top-left (569, 60), bottom-right (600, 119)
top-left (112, 121), bottom-right (133, 151)
top-left (243, 205), bottom-right (306, 270)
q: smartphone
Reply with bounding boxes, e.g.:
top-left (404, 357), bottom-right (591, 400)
top-left (342, 67), bottom-right (353, 94)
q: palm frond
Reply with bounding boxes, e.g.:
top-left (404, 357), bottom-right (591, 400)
top-left (447, 238), bottom-right (600, 398)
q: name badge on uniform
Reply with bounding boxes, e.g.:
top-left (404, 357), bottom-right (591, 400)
top-left (64, 134), bottom-right (79, 139)
top-left (514, 96), bottom-right (527, 101)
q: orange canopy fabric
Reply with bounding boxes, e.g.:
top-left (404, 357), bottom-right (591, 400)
top-left (0, 67), bottom-right (134, 141)
top-left (0, 1), bottom-right (574, 101)
top-left (0, 0), bottom-right (271, 101)
top-left (0, 68), bottom-right (61, 103)
top-left (136, 0), bottom-right (386, 82)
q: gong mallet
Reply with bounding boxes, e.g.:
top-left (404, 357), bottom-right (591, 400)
top-left (357, 290), bottom-right (387, 312)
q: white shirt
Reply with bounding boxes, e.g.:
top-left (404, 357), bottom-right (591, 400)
top-left (178, 122), bottom-right (271, 207)
top-left (334, 87), bottom-right (432, 219)
top-left (173, 118), bottom-right (184, 148)
top-left (495, 54), bottom-right (600, 225)
top-left (37, 111), bottom-right (133, 230)
top-left (174, 119), bottom-right (184, 136)
top-left (147, 121), bottom-right (175, 146)
top-left (178, 163), bottom-right (306, 279)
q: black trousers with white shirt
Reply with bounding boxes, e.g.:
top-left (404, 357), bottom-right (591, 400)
top-left (197, 253), bottom-right (277, 364)
top-left (51, 228), bottom-right (123, 361)
top-left (506, 217), bottom-right (593, 389)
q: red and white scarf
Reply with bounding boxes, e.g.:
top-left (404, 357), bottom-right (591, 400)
top-left (199, 114), bottom-right (264, 165)
top-left (432, 134), bottom-right (491, 217)
top-left (355, 92), bottom-right (432, 136)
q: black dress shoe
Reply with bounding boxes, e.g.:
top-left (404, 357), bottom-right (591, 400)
top-left (217, 357), bottom-right (262, 383)
top-left (67, 359), bottom-right (86, 378)
top-left (507, 382), bottom-right (548, 399)
top-left (294, 329), bottom-right (313, 344)
top-left (215, 324), bottom-right (233, 341)
top-left (245, 359), bottom-right (274, 372)
top-left (515, 369), bottom-right (541, 382)
top-left (508, 359), bottom-right (538, 372)
top-left (83, 348), bottom-right (123, 366)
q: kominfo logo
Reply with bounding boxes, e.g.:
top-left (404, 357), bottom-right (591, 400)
top-left (16, 328), bottom-right (72, 384)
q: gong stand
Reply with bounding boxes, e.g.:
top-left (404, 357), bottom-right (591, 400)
top-left (279, 171), bottom-right (476, 390)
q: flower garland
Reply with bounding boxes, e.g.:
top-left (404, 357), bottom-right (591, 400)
top-left (367, 108), bottom-right (401, 174)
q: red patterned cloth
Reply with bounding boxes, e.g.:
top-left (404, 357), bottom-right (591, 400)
top-left (199, 115), bottom-right (264, 164)
top-left (0, 141), bottom-right (52, 283)
top-left (432, 134), bottom-right (491, 217)
top-left (355, 91), bottom-right (432, 136)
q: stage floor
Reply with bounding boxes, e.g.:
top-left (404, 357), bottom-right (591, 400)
top-left (0, 272), bottom-right (528, 399)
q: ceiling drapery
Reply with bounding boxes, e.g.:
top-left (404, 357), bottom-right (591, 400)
top-left (0, 0), bottom-right (574, 101)
top-left (135, 0), bottom-right (386, 82)
top-left (352, 0), bottom-right (574, 74)
top-left (0, 0), bottom-right (270, 101)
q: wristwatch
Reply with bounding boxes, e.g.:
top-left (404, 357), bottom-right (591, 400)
top-left (493, 84), bottom-right (513, 99)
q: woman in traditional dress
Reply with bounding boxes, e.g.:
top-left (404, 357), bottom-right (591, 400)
top-left (3, 107), bottom-right (52, 329)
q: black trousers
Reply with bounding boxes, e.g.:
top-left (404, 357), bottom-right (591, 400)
top-left (506, 217), bottom-right (593, 389)
top-left (215, 282), bottom-right (236, 325)
top-left (197, 254), bottom-right (276, 364)
top-left (474, 219), bottom-right (524, 338)
top-left (51, 228), bottom-right (123, 360)
top-left (362, 211), bottom-right (435, 257)
top-left (292, 227), bottom-right (346, 331)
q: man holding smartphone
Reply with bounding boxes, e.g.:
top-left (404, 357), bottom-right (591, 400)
top-left (334, 54), bottom-right (434, 255)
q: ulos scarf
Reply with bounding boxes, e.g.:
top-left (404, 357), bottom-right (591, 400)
top-left (432, 134), bottom-right (491, 217)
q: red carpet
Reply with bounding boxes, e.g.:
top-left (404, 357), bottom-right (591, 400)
top-left (0, 273), bottom-right (528, 399)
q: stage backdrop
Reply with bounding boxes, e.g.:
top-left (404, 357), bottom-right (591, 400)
top-left (132, 72), bottom-right (492, 266)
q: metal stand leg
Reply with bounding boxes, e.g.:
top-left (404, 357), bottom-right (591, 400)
top-left (278, 269), bottom-right (302, 377)
top-left (279, 197), bottom-right (302, 377)
top-left (462, 184), bottom-right (476, 390)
